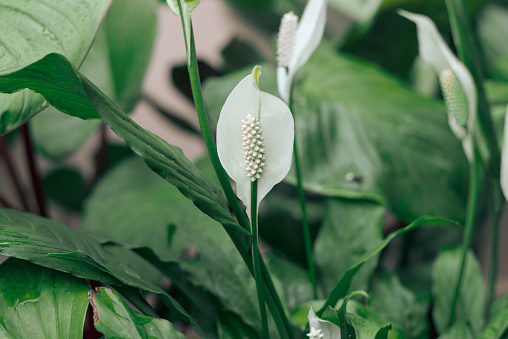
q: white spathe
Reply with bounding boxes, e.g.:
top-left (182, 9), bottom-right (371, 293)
top-left (400, 10), bottom-right (477, 161)
top-left (277, 0), bottom-right (327, 104)
top-left (217, 66), bottom-right (294, 221)
top-left (308, 306), bottom-right (341, 339)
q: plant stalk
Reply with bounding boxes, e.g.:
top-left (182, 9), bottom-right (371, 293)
top-left (251, 181), bottom-right (269, 338)
top-left (487, 182), bottom-right (504, 309)
top-left (289, 83), bottom-right (318, 299)
top-left (180, 14), bottom-right (293, 338)
top-left (0, 135), bottom-right (30, 211)
top-left (21, 123), bottom-right (47, 217)
top-left (449, 148), bottom-right (482, 327)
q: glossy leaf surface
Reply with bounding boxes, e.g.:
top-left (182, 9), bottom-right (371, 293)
top-left (0, 0), bottom-right (111, 134)
top-left (0, 258), bottom-right (89, 338)
top-left (0, 208), bottom-right (205, 337)
top-left (89, 287), bottom-right (185, 339)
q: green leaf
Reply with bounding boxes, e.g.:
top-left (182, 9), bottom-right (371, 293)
top-left (266, 253), bottom-right (315, 312)
top-left (0, 258), bottom-right (89, 338)
top-left (490, 293), bottom-right (508, 320)
top-left (437, 321), bottom-right (474, 339)
top-left (478, 306), bottom-right (508, 339)
top-left (317, 216), bottom-right (459, 315)
top-left (43, 166), bottom-right (88, 211)
top-left (81, 157), bottom-right (264, 335)
top-left (315, 199), bottom-right (384, 296)
top-left (89, 287), bottom-right (185, 339)
top-left (0, 0), bottom-right (111, 134)
top-left (30, 107), bottom-right (101, 160)
top-left (431, 248), bottom-right (485, 335)
top-left (203, 47), bottom-right (469, 222)
top-left (81, 0), bottom-right (158, 113)
top-left (0, 53), bottom-right (249, 237)
top-left (30, 0), bottom-right (157, 160)
top-left (369, 271), bottom-right (428, 338)
top-left (0, 208), bottom-right (206, 337)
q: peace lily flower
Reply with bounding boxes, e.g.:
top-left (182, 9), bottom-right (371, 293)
top-left (216, 66), bottom-right (294, 221)
top-left (400, 10), bottom-right (477, 162)
top-left (277, 0), bottom-right (327, 104)
top-left (308, 306), bottom-right (341, 339)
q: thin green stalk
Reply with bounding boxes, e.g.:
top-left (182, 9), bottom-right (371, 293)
top-left (180, 14), bottom-right (293, 338)
top-left (251, 181), bottom-right (269, 338)
top-left (449, 149), bottom-right (482, 327)
top-left (289, 85), bottom-right (317, 299)
top-left (487, 182), bottom-right (504, 309)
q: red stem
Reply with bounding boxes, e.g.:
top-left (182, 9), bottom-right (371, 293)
top-left (21, 123), bottom-right (47, 217)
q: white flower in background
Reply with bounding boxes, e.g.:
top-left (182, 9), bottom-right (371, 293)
top-left (216, 66), bottom-right (294, 221)
top-left (500, 105), bottom-right (508, 201)
top-left (399, 10), bottom-right (477, 162)
top-left (308, 306), bottom-right (341, 339)
top-left (277, 0), bottom-right (327, 104)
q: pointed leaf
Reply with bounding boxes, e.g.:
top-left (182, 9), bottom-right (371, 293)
top-left (0, 53), bottom-right (250, 237)
top-left (89, 287), bottom-right (185, 339)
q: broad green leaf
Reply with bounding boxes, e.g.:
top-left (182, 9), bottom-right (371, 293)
top-left (369, 271), bottom-right (428, 338)
top-left (348, 314), bottom-right (392, 339)
top-left (437, 321), bottom-right (474, 339)
top-left (0, 53), bottom-right (249, 237)
top-left (89, 287), bottom-right (185, 339)
top-left (31, 0), bottom-right (158, 160)
top-left (0, 0), bottom-right (111, 134)
top-left (0, 258), bottom-right (89, 338)
top-left (477, 4), bottom-right (508, 82)
top-left (218, 311), bottom-right (259, 339)
top-left (317, 216), bottom-right (459, 315)
top-left (315, 199), bottom-right (384, 296)
top-left (203, 47), bottom-right (468, 222)
top-left (432, 248), bottom-right (485, 335)
top-left (0, 208), bottom-right (206, 337)
top-left (81, 157), bottom-right (266, 335)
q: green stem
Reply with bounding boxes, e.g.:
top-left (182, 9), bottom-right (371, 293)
top-left (289, 85), bottom-right (317, 299)
top-left (252, 181), bottom-right (269, 338)
top-left (449, 149), bottom-right (482, 327)
top-left (487, 182), bottom-right (504, 309)
top-left (179, 12), bottom-right (293, 338)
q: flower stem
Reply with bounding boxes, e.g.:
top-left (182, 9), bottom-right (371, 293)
top-left (179, 13), bottom-right (293, 338)
top-left (487, 183), bottom-right (504, 309)
top-left (449, 148), bottom-right (482, 327)
top-left (290, 87), bottom-right (317, 299)
top-left (251, 180), bottom-right (269, 338)
top-left (21, 123), bottom-right (47, 217)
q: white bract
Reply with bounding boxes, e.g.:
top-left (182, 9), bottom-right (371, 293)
top-left (501, 105), bottom-right (508, 201)
top-left (308, 306), bottom-right (341, 339)
top-left (400, 10), bottom-right (477, 162)
top-left (216, 66), bottom-right (294, 221)
top-left (277, 0), bottom-right (327, 104)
